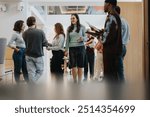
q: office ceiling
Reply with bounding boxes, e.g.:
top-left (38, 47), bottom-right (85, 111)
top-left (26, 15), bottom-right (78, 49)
top-left (0, 0), bottom-right (22, 2)
top-left (0, 0), bottom-right (143, 3)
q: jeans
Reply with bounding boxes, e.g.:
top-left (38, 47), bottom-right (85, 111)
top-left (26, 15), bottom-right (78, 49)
top-left (84, 51), bottom-right (95, 80)
top-left (25, 56), bottom-right (44, 83)
top-left (13, 48), bottom-right (28, 83)
top-left (117, 45), bottom-right (127, 81)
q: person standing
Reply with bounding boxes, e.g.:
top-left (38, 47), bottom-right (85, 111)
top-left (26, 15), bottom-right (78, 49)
top-left (65, 14), bottom-right (87, 84)
top-left (23, 16), bottom-right (49, 83)
top-left (100, 0), bottom-right (122, 82)
top-left (8, 20), bottom-right (28, 83)
top-left (115, 6), bottom-right (130, 81)
top-left (83, 30), bottom-right (95, 81)
top-left (94, 41), bottom-right (103, 81)
top-left (47, 23), bottom-right (65, 80)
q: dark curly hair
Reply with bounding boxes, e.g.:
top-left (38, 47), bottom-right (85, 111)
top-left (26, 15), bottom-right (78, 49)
top-left (26, 16), bottom-right (36, 27)
top-left (13, 20), bottom-right (24, 33)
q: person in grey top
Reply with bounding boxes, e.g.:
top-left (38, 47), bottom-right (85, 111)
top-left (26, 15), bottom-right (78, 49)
top-left (64, 14), bottom-right (87, 84)
top-left (47, 23), bottom-right (65, 81)
top-left (23, 16), bottom-right (49, 83)
top-left (8, 20), bottom-right (28, 83)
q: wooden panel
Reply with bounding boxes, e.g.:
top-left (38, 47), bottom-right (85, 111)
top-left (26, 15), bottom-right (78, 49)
top-left (5, 47), bottom-right (13, 60)
top-left (143, 0), bottom-right (149, 80)
top-left (5, 47), bottom-right (13, 69)
top-left (118, 2), bottom-right (144, 81)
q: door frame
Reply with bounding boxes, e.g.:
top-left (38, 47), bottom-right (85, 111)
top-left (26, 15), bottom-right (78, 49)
top-left (144, 0), bottom-right (149, 80)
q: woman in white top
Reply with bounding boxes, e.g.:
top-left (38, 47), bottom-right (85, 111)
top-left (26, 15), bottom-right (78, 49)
top-left (8, 20), bottom-right (28, 83)
top-left (47, 23), bottom-right (65, 80)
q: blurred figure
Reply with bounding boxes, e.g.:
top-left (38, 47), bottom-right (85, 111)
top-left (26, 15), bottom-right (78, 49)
top-left (100, 0), bottom-right (122, 82)
top-left (8, 20), bottom-right (28, 83)
top-left (47, 23), bottom-right (65, 81)
top-left (65, 14), bottom-right (87, 84)
top-left (115, 6), bottom-right (130, 82)
top-left (83, 29), bottom-right (95, 81)
top-left (23, 16), bottom-right (49, 84)
top-left (94, 41), bottom-right (103, 81)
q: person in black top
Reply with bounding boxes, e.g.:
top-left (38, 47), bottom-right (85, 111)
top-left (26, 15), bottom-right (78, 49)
top-left (100, 0), bottom-right (122, 82)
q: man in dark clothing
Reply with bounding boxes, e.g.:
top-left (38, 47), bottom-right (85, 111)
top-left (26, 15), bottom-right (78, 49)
top-left (23, 16), bottom-right (49, 83)
top-left (100, 0), bottom-right (122, 82)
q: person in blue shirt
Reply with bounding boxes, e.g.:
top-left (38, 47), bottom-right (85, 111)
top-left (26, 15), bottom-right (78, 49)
top-left (115, 6), bottom-right (130, 81)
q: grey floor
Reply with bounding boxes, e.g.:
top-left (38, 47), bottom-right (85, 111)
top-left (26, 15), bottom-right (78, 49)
top-left (0, 71), bottom-right (148, 100)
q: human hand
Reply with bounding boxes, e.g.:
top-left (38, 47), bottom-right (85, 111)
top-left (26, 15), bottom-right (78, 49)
top-left (77, 37), bottom-right (83, 42)
top-left (64, 51), bottom-right (68, 56)
top-left (15, 48), bottom-right (20, 52)
top-left (46, 46), bottom-right (51, 51)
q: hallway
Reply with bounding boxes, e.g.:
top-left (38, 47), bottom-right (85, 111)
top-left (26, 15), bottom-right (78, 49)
top-left (0, 0), bottom-right (149, 100)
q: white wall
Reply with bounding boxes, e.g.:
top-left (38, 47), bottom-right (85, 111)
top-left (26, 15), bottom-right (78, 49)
top-left (0, 3), bottom-right (27, 41)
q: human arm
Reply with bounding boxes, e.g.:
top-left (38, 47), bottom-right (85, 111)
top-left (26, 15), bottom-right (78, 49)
top-left (77, 26), bottom-right (87, 42)
top-left (47, 35), bottom-right (65, 51)
top-left (8, 33), bottom-right (20, 52)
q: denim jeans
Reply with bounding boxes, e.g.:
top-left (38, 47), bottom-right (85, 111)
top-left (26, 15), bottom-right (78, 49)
top-left (13, 48), bottom-right (28, 83)
top-left (84, 50), bottom-right (95, 80)
top-left (117, 45), bottom-right (127, 81)
top-left (25, 56), bottom-right (44, 83)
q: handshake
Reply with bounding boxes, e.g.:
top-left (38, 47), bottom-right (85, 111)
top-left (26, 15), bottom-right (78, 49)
top-left (86, 22), bottom-right (104, 39)
top-left (46, 43), bottom-right (52, 50)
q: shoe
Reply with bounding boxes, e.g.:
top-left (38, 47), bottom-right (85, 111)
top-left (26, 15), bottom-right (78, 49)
top-left (83, 78), bottom-right (87, 82)
top-left (98, 76), bottom-right (103, 82)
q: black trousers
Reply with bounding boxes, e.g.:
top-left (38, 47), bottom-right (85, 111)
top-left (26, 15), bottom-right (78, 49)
top-left (84, 50), bottom-right (95, 79)
top-left (103, 52), bottom-right (119, 82)
top-left (50, 50), bottom-right (64, 79)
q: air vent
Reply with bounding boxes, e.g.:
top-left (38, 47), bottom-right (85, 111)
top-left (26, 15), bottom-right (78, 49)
top-left (60, 6), bottom-right (87, 14)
